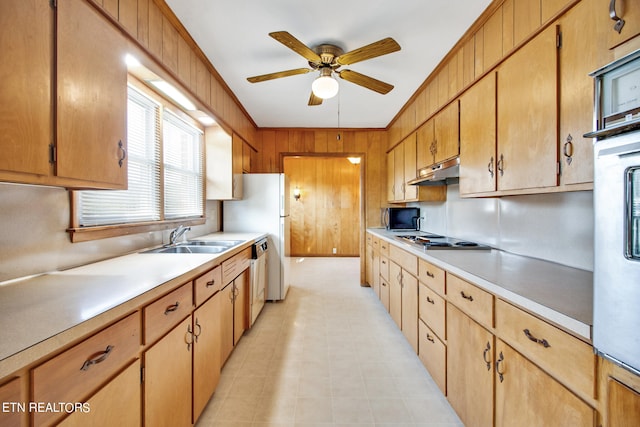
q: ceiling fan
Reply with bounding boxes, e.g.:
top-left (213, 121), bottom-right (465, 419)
top-left (247, 31), bottom-right (401, 106)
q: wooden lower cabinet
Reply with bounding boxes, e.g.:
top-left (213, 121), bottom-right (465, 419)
top-left (58, 360), bottom-right (141, 427)
top-left (220, 283), bottom-right (235, 365)
top-left (389, 262), bottom-right (402, 329)
top-left (495, 340), bottom-right (595, 427)
top-left (379, 277), bottom-right (390, 312)
top-left (220, 268), bottom-right (249, 365)
top-left (446, 303), bottom-right (494, 427)
top-left (418, 319), bottom-right (446, 395)
top-left (144, 316), bottom-right (192, 427)
top-left (233, 270), bottom-right (248, 346)
top-left (401, 271), bottom-right (419, 353)
top-left (607, 377), bottom-right (640, 427)
top-left (193, 294), bottom-right (222, 423)
top-left (0, 377), bottom-right (23, 427)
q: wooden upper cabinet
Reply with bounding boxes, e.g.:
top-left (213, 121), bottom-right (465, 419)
top-left (0, 0), bottom-right (52, 180)
top-left (57, 0), bottom-right (128, 189)
top-left (460, 73), bottom-right (497, 195)
top-left (416, 119), bottom-right (434, 171)
top-left (497, 25), bottom-right (558, 192)
top-left (393, 144), bottom-right (404, 201)
top-left (433, 100), bottom-right (459, 164)
top-left (513, 0), bottom-right (542, 46)
top-left (607, 0), bottom-right (640, 48)
top-left (558, 0), bottom-right (613, 187)
top-left (483, 7), bottom-right (504, 70)
top-left (403, 133), bottom-right (418, 201)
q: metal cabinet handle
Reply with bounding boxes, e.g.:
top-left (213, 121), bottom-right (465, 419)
top-left (81, 345), bottom-right (114, 371)
top-left (185, 324), bottom-right (194, 351)
top-left (497, 154), bottom-right (504, 176)
top-left (610, 0), bottom-right (625, 33)
top-left (496, 351), bottom-right (505, 382)
top-left (563, 134), bottom-right (574, 165)
top-left (426, 296), bottom-right (435, 304)
top-left (482, 341), bottom-right (492, 371)
top-left (426, 333), bottom-right (435, 343)
top-left (194, 319), bottom-right (202, 343)
top-left (206, 279), bottom-right (216, 288)
top-left (164, 302), bottom-right (180, 315)
top-left (488, 156), bottom-right (494, 178)
top-left (523, 329), bottom-right (551, 348)
top-left (426, 271), bottom-right (435, 279)
top-left (117, 140), bottom-right (126, 167)
top-left (460, 291), bottom-right (474, 301)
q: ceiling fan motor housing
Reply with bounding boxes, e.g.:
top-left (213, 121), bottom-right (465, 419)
top-left (311, 44), bottom-right (344, 68)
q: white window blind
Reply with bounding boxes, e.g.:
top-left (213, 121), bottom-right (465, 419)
top-left (163, 111), bottom-right (204, 219)
top-left (78, 87), bottom-right (161, 226)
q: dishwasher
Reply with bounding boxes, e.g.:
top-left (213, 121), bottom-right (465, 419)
top-left (249, 238), bottom-right (268, 327)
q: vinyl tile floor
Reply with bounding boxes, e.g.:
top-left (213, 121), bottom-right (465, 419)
top-left (195, 257), bottom-right (463, 427)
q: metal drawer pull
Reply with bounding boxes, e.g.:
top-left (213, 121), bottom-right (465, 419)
top-left (488, 156), bottom-right (494, 178)
top-left (426, 333), bottom-right (435, 343)
top-left (426, 271), bottom-right (435, 278)
top-left (426, 296), bottom-right (435, 304)
top-left (194, 319), bottom-right (202, 343)
top-left (523, 329), bottom-right (551, 348)
top-left (482, 341), bottom-right (491, 371)
top-left (117, 140), bottom-right (126, 167)
top-left (610, 0), bottom-right (625, 33)
top-left (164, 302), bottom-right (180, 315)
top-left (460, 291), bottom-right (474, 301)
top-left (496, 351), bottom-right (505, 383)
top-left (206, 279), bottom-right (216, 288)
top-left (81, 345), bottom-right (114, 371)
top-left (186, 325), bottom-right (194, 351)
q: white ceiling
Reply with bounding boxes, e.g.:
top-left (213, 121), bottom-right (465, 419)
top-left (165, 0), bottom-right (492, 129)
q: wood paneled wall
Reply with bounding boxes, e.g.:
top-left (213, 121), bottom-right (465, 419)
top-left (284, 157), bottom-right (360, 256)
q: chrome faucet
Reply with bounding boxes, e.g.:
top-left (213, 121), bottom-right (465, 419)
top-left (169, 225), bottom-right (191, 245)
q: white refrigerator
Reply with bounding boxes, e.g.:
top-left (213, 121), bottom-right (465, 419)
top-left (223, 174), bottom-right (290, 301)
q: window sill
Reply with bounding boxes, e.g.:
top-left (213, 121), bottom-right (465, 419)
top-left (67, 218), bottom-right (206, 243)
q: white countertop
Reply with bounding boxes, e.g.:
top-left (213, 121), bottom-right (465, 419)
top-left (368, 228), bottom-right (593, 340)
top-left (0, 232), bottom-right (265, 372)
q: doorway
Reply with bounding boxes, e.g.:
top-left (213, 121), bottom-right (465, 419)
top-left (283, 155), bottom-right (362, 257)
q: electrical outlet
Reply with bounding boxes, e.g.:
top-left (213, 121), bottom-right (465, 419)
top-left (332, 248), bottom-right (337, 254)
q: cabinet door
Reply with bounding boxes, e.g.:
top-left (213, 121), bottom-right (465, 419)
top-left (403, 134), bottom-right (418, 201)
top-left (495, 340), bottom-right (595, 427)
top-left (220, 283), bottom-right (235, 364)
top-left (0, 0), bottom-right (52, 180)
top-left (446, 303), bottom-right (494, 427)
top-left (607, 377), bottom-right (640, 427)
top-left (58, 360), bottom-right (141, 427)
top-left (57, 0), bottom-right (127, 188)
top-left (144, 316), bottom-right (192, 427)
top-left (434, 101), bottom-right (460, 164)
top-left (393, 145), bottom-right (405, 201)
top-left (0, 377), bottom-right (22, 427)
top-left (416, 119), bottom-right (435, 170)
top-left (460, 73), bottom-right (497, 195)
top-left (387, 150), bottom-right (396, 202)
top-left (193, 294), bottom-right (221, 423)
top-left (389, 262), bottom-right (403, 329)
top-left (401, 271), bottom-right (419, 353)
top-left (497, 25), bottom-right (558, 191)
top-left (558, 0), bottom-right (612, 186)
top-left (233, 270), bottom-right (248, 345)
top-left (379, 277), bottom-right (390, 312)
top-left (231, 133), bottom-right (244, 199)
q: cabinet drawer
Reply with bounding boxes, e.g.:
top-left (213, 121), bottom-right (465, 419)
top-left (222, 247), bottom-right (251, 285)
top-left (380, 256), bottom-right (390, 281)
top-left (419, 283), bottom-right (446, 340)
top-left (390, 245), bottom-right (417, 276)
top-left (418, 259), bottom-right (446, 296)
top-left (144, 282), bottom-right (193, 345)
top-left (194, 265), bottom-right (222, 306)
top-left (447, 275), bottom-right (493, 328)
top-left (495, 299), bottom-right (595, 398)
top-left (32, 312), bottom-right (140, 426)
top-left (366, 233), bottom-right (373, 245)
top-left (379, 277), bottom-right (390, 312)
top-left (418, 319), bottom-right (446, 395)
top-left (372, 236), bottom-right (380, 251)
top-left (379, 239), bottom-right (390, 257)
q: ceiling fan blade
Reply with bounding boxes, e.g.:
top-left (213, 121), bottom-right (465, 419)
top-left (336, 37), bottom-right (401, 66)
top-left (308, 91), bottom-right (323, 106)
top-left (269, 31), bottom-right (321, 63)
top-left (247, 68), bottom-right (312, 83)
top-left (339, 69), bottom-right (394, 94)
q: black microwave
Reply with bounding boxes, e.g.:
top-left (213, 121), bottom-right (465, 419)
top-left (384, 207), bottom-right (420, 231)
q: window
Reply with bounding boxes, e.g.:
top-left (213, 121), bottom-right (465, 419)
top-left (71, 85), bottom-right (204, 241)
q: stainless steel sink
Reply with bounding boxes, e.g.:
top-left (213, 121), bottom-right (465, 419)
top-left (140, 239), bottom-right (244, 254)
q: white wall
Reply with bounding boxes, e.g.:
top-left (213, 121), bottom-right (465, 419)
top-left (410, 184), bottom-right (594, 271)
top-left (0, 183), bottom-right (221, 282)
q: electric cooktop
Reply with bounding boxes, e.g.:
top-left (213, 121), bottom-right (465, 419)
top-left (395, 232), bottom-right (491, 250)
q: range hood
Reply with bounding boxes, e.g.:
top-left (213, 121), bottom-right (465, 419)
top-left (408, 157), bottom-right (460, 186)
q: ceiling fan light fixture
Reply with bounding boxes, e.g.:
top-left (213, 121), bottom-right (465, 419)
top-left (312, 68), bottom-right (339, 99)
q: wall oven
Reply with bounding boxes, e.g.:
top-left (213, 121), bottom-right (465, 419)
top-left (589, 49), bottom-right (640, 375)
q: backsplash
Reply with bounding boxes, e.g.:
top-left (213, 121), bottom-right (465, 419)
top-left (0, 183), bottom-right (221, 282)
top-left (410, 184), bottom-right (594, 271)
